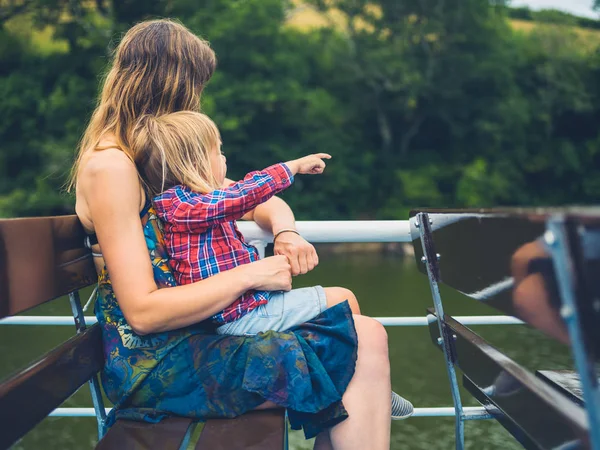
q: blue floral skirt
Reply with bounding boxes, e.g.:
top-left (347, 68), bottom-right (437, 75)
top-left (98, 205), bottom-right (358, 439)
top-left (107, 302), bottom-right (357, 439)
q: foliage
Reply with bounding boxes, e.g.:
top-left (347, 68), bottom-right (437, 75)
top-left (1, 0), bottom-right (600, 219)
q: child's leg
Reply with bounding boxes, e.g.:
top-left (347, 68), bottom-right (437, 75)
top-left (216, 285), bottom-right (362, 336)
top-left (216, 286), bottom-right (328, 336)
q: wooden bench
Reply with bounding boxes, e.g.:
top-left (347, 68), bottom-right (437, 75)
top-left (411, 209), bottom-right (598, 450)
top-left (0, 215), bottom-right (287, 450)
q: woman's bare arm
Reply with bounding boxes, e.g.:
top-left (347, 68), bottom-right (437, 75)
top-left (224, 177), bottom-right (318, 275)
top-left (80, 150), bottom-right (291, 335)
top-left (249, 196), bottom-right (319, 275)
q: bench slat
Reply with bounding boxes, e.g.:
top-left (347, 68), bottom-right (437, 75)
top-left (96, 418), bottom-right (194, 450)
top-left (0, 323), bottom-right (103, 449)
top-left (195, 409), bottom-right (286, 450)
top-left (0, 215), bottom-right (96, 319)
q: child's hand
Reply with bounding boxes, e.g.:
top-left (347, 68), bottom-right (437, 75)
top-left (286, 153), bottom-right (331, 175)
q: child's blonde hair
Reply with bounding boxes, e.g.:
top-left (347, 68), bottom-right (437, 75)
top-left (131, 111), bottom-right (222, 197)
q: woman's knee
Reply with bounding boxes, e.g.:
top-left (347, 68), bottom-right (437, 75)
top-left (353, 315), bottom-right (390, 381)
top-left (353, 315), bottom-right (388, 355)
top-left (324, 287), bottom-right (361, 314)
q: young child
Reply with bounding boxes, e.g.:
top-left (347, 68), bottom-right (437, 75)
top-left (134, 111), bottom-right (413, 418)
top-left (133, 111), bottom-right (359, 337)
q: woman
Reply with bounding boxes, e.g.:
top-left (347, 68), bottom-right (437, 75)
top-left (72, 19), bottom-right (392, 449)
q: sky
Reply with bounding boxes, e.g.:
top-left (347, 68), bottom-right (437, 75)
top-left (512, 0), bottom-right (597, 18)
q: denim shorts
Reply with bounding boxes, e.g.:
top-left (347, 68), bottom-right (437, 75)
top-left (215, 286), bottom-right (327, 336)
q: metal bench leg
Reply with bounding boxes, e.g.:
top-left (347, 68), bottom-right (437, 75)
top-left (417, 213), bottom-right (465, 450)
top-left (69, 291), bottom-right (107, 440)
top-left (546, 219), bottom-right (600, 450)
top-left (283, 410), bottom-right (289, 450)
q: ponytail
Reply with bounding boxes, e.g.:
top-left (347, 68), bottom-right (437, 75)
top-left (130, 115), bottom-right (169, 198)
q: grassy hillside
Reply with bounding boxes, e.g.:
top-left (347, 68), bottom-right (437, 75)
top-left (511, 18), bottom-right (600, 48)
top-left (286, 3), bottom-right (600, 50)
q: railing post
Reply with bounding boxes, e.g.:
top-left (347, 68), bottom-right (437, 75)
top-left (546, 218), bottom-right (600, 449)
top-left (417, 212), bottom-right (465, 450)
top-left (249, 240), bottom-right (267, 259)
top-left (68, 291), bottom-right (107, 440)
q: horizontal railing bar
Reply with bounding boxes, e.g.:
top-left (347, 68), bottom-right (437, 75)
top-left (50, 408), bottom-right (112, 417)
top-left (413, 407), bottom-right (490, 418)
top-left (378, 316), bottom-right (524, 326)
top-left (463, 409), bottom-right (495, 421)
top-left (0, 316), bottom-right (95, 325)
top-left (49, 406), bottom-right (489, 418)
top-left (0, 315), bottom-right (524, 326)
top-left (237, 220), bottom-right (411, 243)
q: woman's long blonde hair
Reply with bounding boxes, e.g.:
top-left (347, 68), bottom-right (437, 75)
top-left (68, 19), bottom-right (216, 189)
top-left (132, 112), bottom-right (222, 198)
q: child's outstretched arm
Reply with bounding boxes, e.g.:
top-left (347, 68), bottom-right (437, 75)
top-left (155, 163), bottom-right (293, 234)
top-left (239, 153), bottom-right (332, 223)
top-left (285, 153), bottom-right (331, 176)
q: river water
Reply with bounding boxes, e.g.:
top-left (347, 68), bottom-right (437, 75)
top-left (1, 251), bottom-right (573, 449)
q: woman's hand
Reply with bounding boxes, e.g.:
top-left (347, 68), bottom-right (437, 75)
top-left (247, 255), bottom-right (293, 291)
top-left (274, 232), bottom-right (318, 276)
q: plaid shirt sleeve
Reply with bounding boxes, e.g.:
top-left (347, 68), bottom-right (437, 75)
top-left (156, 163), bottom-right (293, 234)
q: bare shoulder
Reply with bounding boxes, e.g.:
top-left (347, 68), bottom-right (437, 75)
top-left (79, 149), bottom-right (141, 200)
top-left (77, 148), bottom-right (144, 220)
top-left (79, 148), bottom-right (137, 183)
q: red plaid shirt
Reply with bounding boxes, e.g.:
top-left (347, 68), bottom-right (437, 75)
top-left (153, 163), bottom-right (293, 324)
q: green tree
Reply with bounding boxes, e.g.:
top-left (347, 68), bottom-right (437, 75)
top-left (1, 0), bottom-right (599, 219)
top-left (306, 0), bottom-right (518, 215)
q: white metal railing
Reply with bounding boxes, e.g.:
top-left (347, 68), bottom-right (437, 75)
top-left (0, 315), bottom-right (523, 326)
top-left (0, 220), bottom-right (522, 328)
top-left (48, 406), bottom-right (490, 418)
top-left (3, 220), bottom-right (519, 421)
top-left (0, 220), bottom-right (524, 328)
top-left (236, 220), bottom-right (412, 243)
